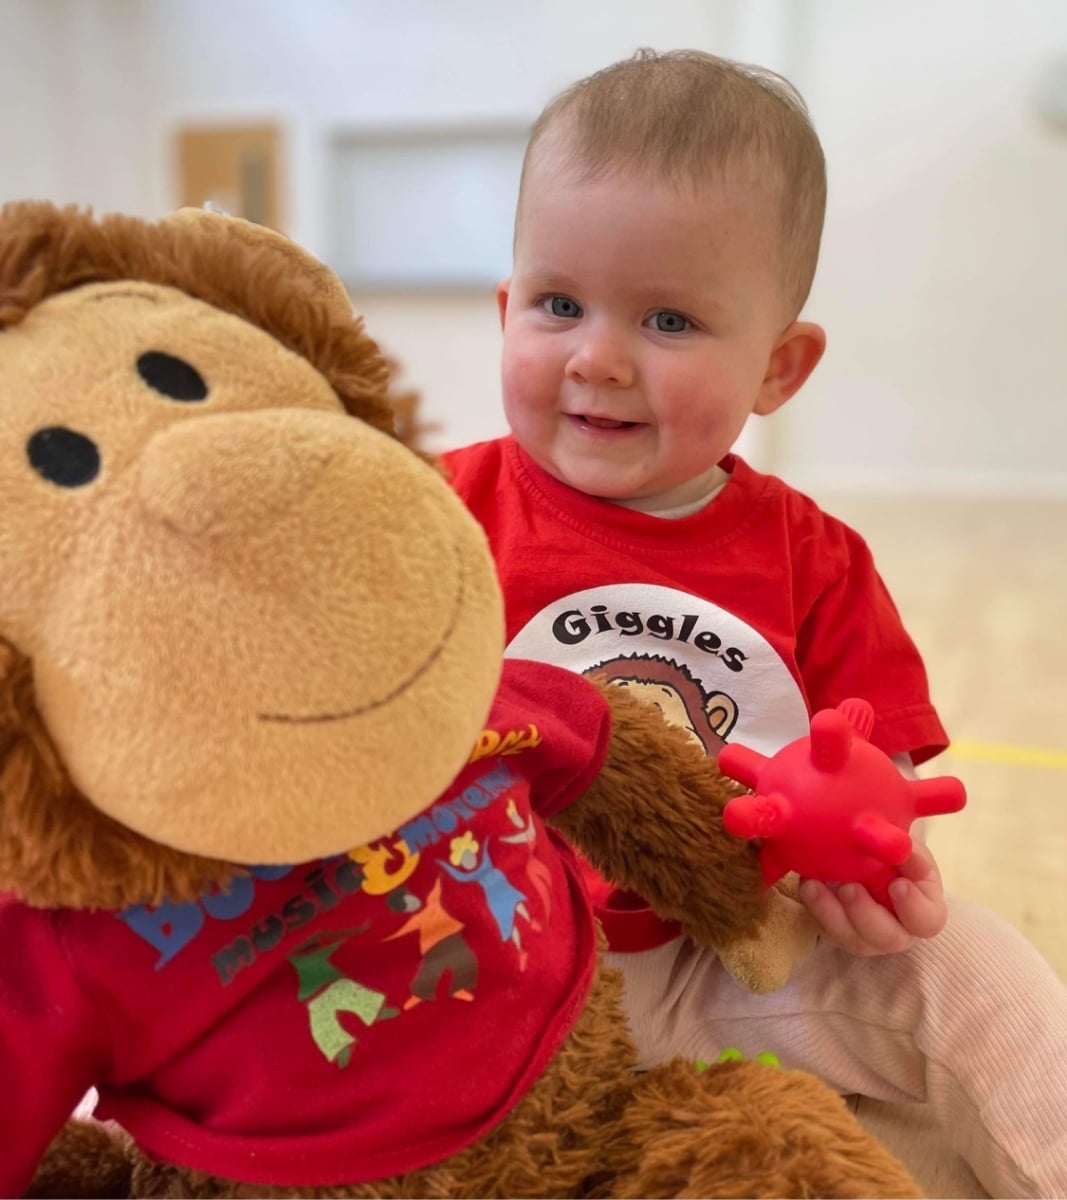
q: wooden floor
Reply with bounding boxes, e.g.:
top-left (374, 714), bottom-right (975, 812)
top-left (810, 492), bottom-right (1067, 1196)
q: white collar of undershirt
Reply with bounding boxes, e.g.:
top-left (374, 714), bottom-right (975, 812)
top-left (611, 464), bottom-right (730, 519)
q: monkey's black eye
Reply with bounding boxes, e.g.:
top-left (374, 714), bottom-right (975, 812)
top-left (137, 351), bottom-right (208, 402)
top-left (27, 427), bottom-right (101, 488)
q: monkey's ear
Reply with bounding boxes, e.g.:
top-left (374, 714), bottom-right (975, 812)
top-left (705, 692), bottom-right (738, 739)
top-left (164, 208), bottom-right (356, 324)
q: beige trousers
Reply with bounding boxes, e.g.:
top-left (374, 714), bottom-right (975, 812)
top-left (609, 898), bottom-right (1067, 1199)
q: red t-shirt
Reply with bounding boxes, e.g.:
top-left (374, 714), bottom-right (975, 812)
top-left (0, 659), bottom-right (610, 1195)
top-left (442, 437), bottom-right (948, 950)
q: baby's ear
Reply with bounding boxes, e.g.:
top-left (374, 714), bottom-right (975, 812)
top-left (164, 208), bottom-right (356, 325)
top-left (496, 279), bottom-right (512, 330)
top-left (755, 321), bottom-right (826, 415)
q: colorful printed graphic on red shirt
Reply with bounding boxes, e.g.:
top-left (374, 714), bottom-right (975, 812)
top-left (501, 798), bottom-right (555, 927)
top-left (384, 878), bottom-right (478, 1011)
top-left (442, 832), bottom-right (539, 971)
top-left (288, 926), bottom-right (398, 1068)
top-left (114, 738), bottom-right (563, 1069)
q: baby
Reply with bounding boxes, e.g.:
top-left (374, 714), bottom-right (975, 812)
top-left (443, 49), bottom-right (1067, 1197)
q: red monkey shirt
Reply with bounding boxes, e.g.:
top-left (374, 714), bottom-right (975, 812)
top-left (442, 437), bottom-right (949, 951)
top-left (0, 659), bottom-right (611, 1193)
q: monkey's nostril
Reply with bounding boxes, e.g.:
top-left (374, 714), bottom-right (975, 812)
top-left (27, 426), bottom-right (101, 488)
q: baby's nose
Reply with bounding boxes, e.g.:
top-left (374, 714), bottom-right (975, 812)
top-left (565, 329), bottom-right (635, 387)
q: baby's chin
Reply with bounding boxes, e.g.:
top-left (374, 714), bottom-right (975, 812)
top-left (541, 455), bottom-right (648, 502)
top-left (528, 437), bottom-right (710, 508)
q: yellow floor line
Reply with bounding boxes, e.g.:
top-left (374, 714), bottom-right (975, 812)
top-left (944, 739), bottom-right (1067, 771)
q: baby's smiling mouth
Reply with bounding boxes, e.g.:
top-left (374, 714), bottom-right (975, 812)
top-left (573, 414), bottom-right (642, 431)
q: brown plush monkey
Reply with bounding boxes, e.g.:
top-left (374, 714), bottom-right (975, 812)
top-left (0, 202), bottom-right (918, 1200)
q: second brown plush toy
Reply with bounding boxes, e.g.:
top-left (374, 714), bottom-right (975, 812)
top-left (0, 201), bottom-right (919, 1199)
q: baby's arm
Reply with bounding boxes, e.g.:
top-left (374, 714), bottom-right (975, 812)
top-left (799, 754), bottom-right (949, 956)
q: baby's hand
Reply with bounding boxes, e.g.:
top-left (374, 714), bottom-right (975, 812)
top-left (797, 842), bottom-right (947, 956)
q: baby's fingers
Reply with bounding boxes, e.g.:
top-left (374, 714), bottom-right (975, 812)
top-left (888, 875), bottom-right (948, 938)
top-left (800, 880), bottom-right (915, 956)
top-left (888, 844), bottom-right (948, 938)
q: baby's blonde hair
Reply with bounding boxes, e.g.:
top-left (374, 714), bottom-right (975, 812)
top-left (518, 48), bottom-right (827, 320)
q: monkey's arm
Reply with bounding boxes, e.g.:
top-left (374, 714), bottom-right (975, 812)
top-left (549, 681), bottom-right (768, 950)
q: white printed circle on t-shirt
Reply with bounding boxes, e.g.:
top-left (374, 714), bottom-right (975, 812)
top-left (506, 583), bottom-right (809, 758)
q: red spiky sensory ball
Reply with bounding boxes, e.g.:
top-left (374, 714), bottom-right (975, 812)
top-left (719, 699), bottom-right (966, 909)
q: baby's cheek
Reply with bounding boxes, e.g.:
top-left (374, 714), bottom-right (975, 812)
top-left (660, 387), bottom-right (720, 436)
top-left (507, 344), bottom-right (543, 378)
top-left (504, 352), bottom-right (555, 408)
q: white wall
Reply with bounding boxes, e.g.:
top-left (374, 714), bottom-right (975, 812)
top-left (128, 0), bottom-right (738, 257)
top-left (788, 0), bottom-right (1067, 496)
top-left (0, 1), bottom-right (157, 216)
top-left (0, 1), bottom-right (66, 202)
top-left (2, 0), bottom-right (1065, 490)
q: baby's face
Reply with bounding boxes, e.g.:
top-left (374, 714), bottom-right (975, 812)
top-left (499, 158), bottom-right (789, 506)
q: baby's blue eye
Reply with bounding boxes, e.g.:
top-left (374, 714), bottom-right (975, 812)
top-left (652, 311), bottom-right (689, 333)
top-left (548, 295), bottom-right (582, 318)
